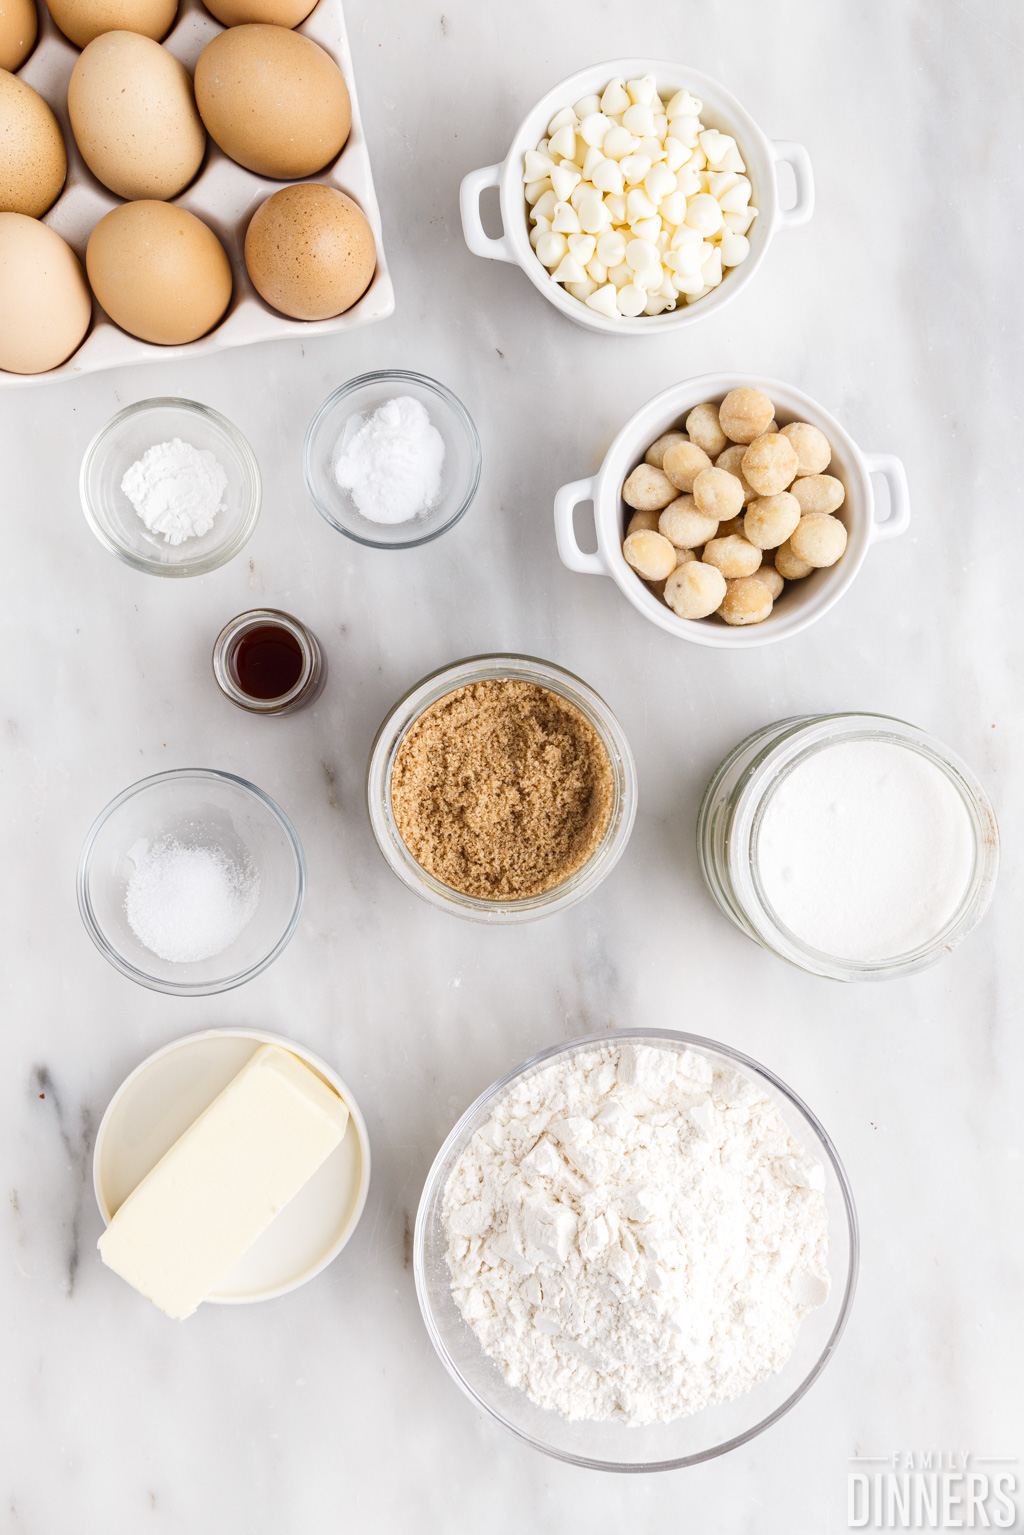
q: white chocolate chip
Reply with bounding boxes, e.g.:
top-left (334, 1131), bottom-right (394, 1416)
top-left (585, 282), bottom-right (620, 319)
top-left (551, 201), bottom-right (581, 234)
top-left (550, 163), bottom-right (582, 202)
top-left (603, 125), bottom-right (640, 161)
top-left (600, 78), bottom-right (631, 115)
top-left (548, 123), bottom-right (578, 160)
top-left (580, 112), bottom-right (613, 148)
top-left (535, 231), bottom-right (568, 268)
top-left (616, 283), bottom-right (647, 316)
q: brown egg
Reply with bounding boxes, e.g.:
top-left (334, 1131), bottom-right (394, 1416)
top-left (46, 0), bottom-right (175, 46)
top-left (244, 184), bottom-right (374, 320)
top-left (200, 0), bottom-right (314, 26)
top-left (0, 212), bottom-right (91, 373)
top-left (195, 25), bottom-right (349, 179)
top-left (0, 69), bottom-right (66, 217)
top-left (0, 0), bottom-right (37, 70)
top-left (86, 200), bottom-right (231, 344)
top-left (68, 32), bottom-right (205, 200)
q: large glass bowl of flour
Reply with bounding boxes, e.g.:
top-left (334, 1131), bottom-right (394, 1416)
top-left (414, 1030), bottom-right (858, 1471)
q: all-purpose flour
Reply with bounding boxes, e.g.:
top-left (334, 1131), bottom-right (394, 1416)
top-left (443, 1043), bottom-right (829, 1425)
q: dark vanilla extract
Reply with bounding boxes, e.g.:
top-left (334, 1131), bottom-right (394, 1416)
top-left (230, 625), bottom-right (304, 700)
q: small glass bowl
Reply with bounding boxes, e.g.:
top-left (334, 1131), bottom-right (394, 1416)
top-left (80, 399), bottom-right (262, 577)
top-left (415, 1029), bottom-right (858, 1472)
top-left (303, 370), bottom-right (481, 548)
top-left (696, 714), bottom-right (1000, 982)
top-left (77, 768), bottom-right (306, 996)
top-left (366, 655), bottom-right (637, 923)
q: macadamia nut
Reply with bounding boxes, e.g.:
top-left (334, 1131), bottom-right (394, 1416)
top-left (685, 402), bottom-right (728, 457)
top-left (664, 559), bottom-right (727, 619)
top-left (702, 533), bottom-right (762, 578)
top-left (693, 466), bottom-right (744, 520)
top-left (791, 474), bottom-right (845, 515)
top-left (789, 513), bottom-right (848, 567)
top-left (618, 392), bottom-right (846, 626)
top-left (774, 538), bottom-right (814, 580)
top-left (626, 508), bottom-right (662, 536)
top-left (741, 433), bottom-right (800, 497)
top-left (718, 387), bottom-right (774, 444)
top-left (623, 529), bottom-right (678, 580)
top-left (662, 439), bottom-right (713, 493)
top-left (715, 444), bottom-right (757, 504)
top-left (758, 564), bottom-right (785, 600)
top-left (780, 421), bottom-right (831, 476)
top-left (719, 576), bottom-right (773, 625)
top-left (645, 430), bottom-right (687, 470)
top-left (623, 462), bottom-right (678, 510)
top-left (659, 496), bottom-right (719, 548)
top-left (743, 491), bottom-right (801, 549)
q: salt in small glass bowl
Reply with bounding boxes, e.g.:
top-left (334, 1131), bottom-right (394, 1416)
top-left (303, 370), bottom-right (481, 548)
top-left (77, 768), bottom-right (305, 996)
top-left (415, 1028), bottom-right (858, 1472)
top-left (80, 399), bottom-right (262, 577)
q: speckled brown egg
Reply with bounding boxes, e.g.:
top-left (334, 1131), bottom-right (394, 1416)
top-left (244, 183), bottom-right (374, 320)
top-left (0, 69), bottom-right (66, 216)
top-left (0, 0), bottom-right (37, 70)
top-left (68, 32), bottom-right (205, 200)
top-left (0, 212), bottom-right (91, 373)
top-left (200, 0), bottom-right (314, 27)
top-left (46, 0), bottom-right (176, 47)
top-left (194, 25), bottom-right (349, 179)
top-left (86, 200), bottom-right (231, 344)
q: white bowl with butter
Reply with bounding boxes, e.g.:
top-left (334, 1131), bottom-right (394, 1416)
top-left (93, 1029), bottom-right (370, 1311)
top-left (460, 59), bottom-right (813, 335)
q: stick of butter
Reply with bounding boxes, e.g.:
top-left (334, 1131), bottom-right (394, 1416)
top-left (98, 1044), bottom-right (349, 1319)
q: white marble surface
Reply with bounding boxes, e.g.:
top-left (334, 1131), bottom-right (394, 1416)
top-left (2, 2), bottom-right (1022, 1529)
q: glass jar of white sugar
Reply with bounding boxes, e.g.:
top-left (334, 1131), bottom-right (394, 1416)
top-left (697, 714), bottom-right (999, 981)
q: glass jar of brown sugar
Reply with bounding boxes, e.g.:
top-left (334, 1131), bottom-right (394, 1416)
top-left (212, 609), bottom-right (326, 716)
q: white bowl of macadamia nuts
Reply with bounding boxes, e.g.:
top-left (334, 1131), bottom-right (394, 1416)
top-left (554, 375), bottom-right (910, 647)
top-left (461, 60), bottom-right (813, 333)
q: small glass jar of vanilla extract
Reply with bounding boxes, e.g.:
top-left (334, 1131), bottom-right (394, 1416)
top-left (212, 609), bottom-right (326, 716)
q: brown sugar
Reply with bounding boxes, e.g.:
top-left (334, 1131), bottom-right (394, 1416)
top-left (390, 678), bottom-right (615, 901)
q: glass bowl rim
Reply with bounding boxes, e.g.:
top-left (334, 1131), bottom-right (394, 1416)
top-left (79, 397), bottom-right (263, 578)
top-left (413, 1025), bottom-right (859, 1473)
top-left (302, 369), bottom-right (482, 549)
top-left (76, 766), bottom-right (307, 996)
top-left (365, 652), bottom-right (638, 922)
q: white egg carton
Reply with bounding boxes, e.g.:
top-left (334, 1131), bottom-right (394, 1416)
top-left (3, 0), bottom-right (393, 387)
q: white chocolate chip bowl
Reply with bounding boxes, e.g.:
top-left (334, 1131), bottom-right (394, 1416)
top-left (460, 60), bottom-right (814, 334)
top-left (554, 374), bottom-right (911, 647)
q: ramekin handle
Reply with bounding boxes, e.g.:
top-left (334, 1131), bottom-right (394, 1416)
top-left (771, 140), bottom-right (815, 229)
top-left (554, 478), bottom-right (607, 576)
top-left (460, 163), bottom-right (515, 264)
top-left (864, 454), bottom-right (912, 542)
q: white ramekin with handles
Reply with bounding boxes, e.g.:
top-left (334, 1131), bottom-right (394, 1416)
top-left (460, 59), bottom-right (814, 336)
top-left (553, 374), bottom-right (911, 648)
